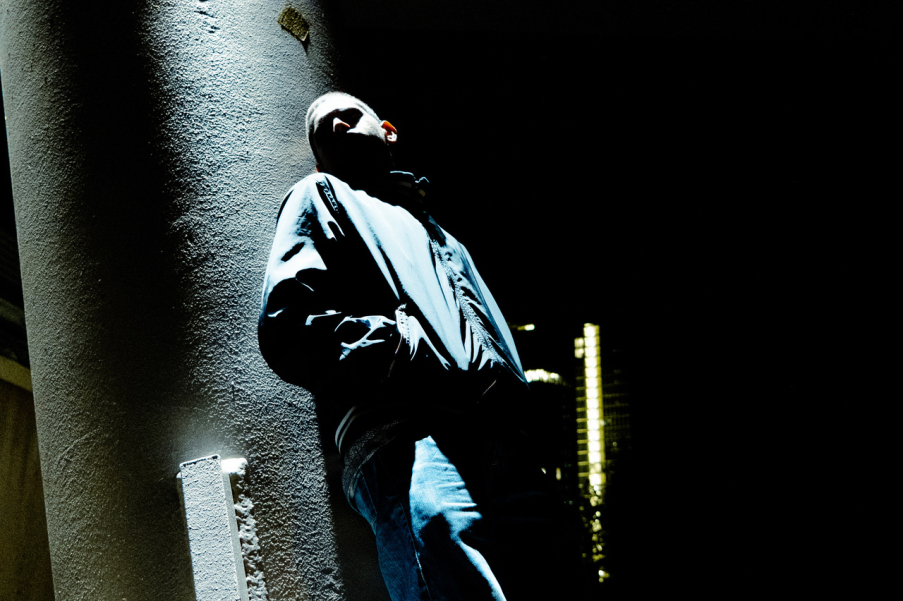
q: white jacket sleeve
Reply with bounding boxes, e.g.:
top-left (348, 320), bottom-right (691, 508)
top-left (258, 176), bottom-right (400, 393)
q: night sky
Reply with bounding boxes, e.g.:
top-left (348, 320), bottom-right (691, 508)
top-left (335, 19), bottom-right (891, 597)
top-left (2, 4), bottom-right (894, 597)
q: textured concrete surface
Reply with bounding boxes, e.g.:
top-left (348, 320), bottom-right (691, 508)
top-left (0, 370), bottom-right (54, 601)
top-left (0, 1), bottom-right (356, 599)
top-left (224, 457), bottom-right (270, 601)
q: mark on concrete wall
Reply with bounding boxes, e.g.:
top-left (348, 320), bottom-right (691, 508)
top-left (196, 0), bottom-right (220, 33)
top-left (278, 6), bottom-right (309, 43)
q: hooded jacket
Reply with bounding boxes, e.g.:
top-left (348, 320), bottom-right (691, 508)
top-left (258, 171), bottom-right (527, 457)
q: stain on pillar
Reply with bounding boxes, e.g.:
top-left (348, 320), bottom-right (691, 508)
top-left (278, 7), bottom-right (309, 43)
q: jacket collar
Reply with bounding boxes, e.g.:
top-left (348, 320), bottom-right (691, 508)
top-left (353, 170), bottom-right (428, 200)
top-left (350, 171), bottom-right (431, 217)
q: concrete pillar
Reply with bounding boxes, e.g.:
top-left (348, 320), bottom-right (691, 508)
top-left (1, 2), bottom-right (359, 599)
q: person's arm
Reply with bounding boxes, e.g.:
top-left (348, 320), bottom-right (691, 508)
top-left (258, 175), bottom-right (400, 393)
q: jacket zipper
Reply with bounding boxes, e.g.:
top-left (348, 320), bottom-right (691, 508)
top-left (428, 237), bottom-right (508, 371)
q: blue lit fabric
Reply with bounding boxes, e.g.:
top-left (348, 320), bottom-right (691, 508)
top-left (349, 422), bottom-right (589, 601)
top-left (352, 435), bottom-right (505, 601)
top-left (258, 171), bottom-right (526, 450)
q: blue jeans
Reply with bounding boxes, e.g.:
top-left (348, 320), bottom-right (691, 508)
top-left (349, 425), bottom-right (587, 601)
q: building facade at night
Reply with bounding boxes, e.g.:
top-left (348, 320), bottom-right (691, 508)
top-left (572, 323), bottom-right (631, 584)
top-left (517, 322), bottom-right (632, 589)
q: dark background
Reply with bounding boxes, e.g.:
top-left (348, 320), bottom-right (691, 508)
top-left (333, 12), bottom-right (895, 598)
top-left (2, 2), bottom-right (896, 597)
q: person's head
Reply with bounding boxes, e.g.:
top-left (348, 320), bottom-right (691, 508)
top-left (306, 92), bottom-right (398, 181)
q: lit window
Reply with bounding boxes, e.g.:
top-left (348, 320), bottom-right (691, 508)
top-left (524, 369), bottom-right (562, 384)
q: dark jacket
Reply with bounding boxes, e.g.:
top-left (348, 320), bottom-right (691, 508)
top-left (258, 171), bottom-right (526, 451)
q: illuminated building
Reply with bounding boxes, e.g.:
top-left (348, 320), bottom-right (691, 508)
top-left (575, 323), bottom-right (604, 502)
top-left (513, 321), bottom-right (632, 588)
top-left (574, 323), bottom-right (631, 584)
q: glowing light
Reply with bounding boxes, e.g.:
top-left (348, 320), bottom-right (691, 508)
top-left (578, 323), bottom-right (606, 496)
top-left (524, 369), bottom-right (562, 384)
top-left (524, 324), bottom-right (535, 331)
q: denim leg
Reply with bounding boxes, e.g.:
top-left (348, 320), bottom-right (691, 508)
top-left (351, 436), bottom-right (506, 601)
top-left (351, 429), bottom-right (587, 601)
top-left (352, 449), bottom-right (432, 601)
top-left (425, 427), bottom-right (590, 600)
top-left (409, 436), bottom-right (506, 601)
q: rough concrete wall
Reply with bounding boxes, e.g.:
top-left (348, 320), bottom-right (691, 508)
top-left (0, 1), bottom-right (366, 599)
top-left (0, 373), bottom-right (54, 601)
